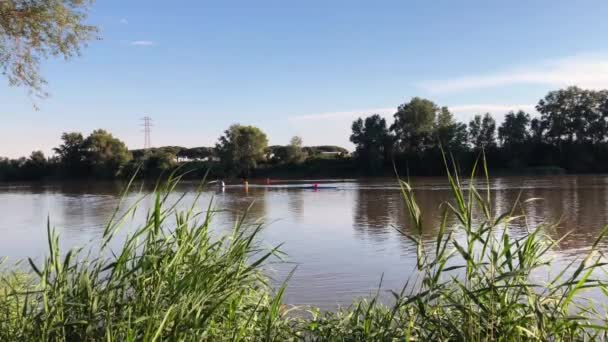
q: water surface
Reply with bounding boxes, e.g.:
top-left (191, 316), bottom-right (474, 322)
top-left (1, 175), bottom-right (607, 308)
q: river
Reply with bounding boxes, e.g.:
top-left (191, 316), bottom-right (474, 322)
top-left (1, 175), bottom-right (608, 308)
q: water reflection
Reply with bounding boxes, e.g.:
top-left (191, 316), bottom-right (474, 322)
top-left (353, 189), bottom-right (392, 241)
top-left (287, 190), bottom-right (305, 222)
top-left (218, 187), bottom-right (268, 226)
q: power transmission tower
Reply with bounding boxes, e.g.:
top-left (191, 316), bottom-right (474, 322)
top-left (141, 116), bottom-right (153, 150)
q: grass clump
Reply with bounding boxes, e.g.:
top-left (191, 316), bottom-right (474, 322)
top-left (1, 159), bottom-right (608, 341)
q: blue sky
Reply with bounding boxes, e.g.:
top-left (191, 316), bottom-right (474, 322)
top-left (2, 0), bottom-right (608, 158)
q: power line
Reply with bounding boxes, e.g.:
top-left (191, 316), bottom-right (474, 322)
top-left (140, 116), bottom-right (153, 150)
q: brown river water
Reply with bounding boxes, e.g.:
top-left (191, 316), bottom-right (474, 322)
top-left (1, 175), bottom-right (608, 309)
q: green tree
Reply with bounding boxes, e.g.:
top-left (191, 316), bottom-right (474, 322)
top-left (498, 111), bottom-right (531, 146)
top-left (434, 106), bottom-right (468, 152)
top-left (157, 146), bottom-right (182, 158)
top-left (216, 124), bottom-right (268, 176)
top-left (530, 118), bottom-right (545, 143)
top-left (391, 97), bottom-right (438, 153)
top-left (0, 0), bottom-right (98, 97)
top-left (266, 145), bottom-right (288, 164)
top-left (468, 113), bottom-right (496, 150)
top-left (468, 116), bottom-right (482, 149)
top-left (537, 86), bottom-right (608, 144)
top-left (22, 150), bottom-right (49, 179)
top-left (53, 132), bottom-right (85, 174)
top-left (350, 114), bottom-right (392, 172)
top-left (83, 129), bottom-right (132, 177)
top-left (143, 150), bottom-right (176, 174)
top-left (591, 90), bottom-right (608, 142)
top-left (27, 150), bottom-right (46, 166)
top-left (285, 136), bottom-right (307, 164)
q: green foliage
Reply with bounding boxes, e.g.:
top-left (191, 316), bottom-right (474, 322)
top-left (141, 149), bottom-right (176, 175)
top-left (154, 145), bottom-right (182, 157)
top-left (434, 106), bottom-right (468, 152)
top-left (0, 158), bottom-right (22, 181)
top-left (27, 150), bottom-right (46, 165)
top-left (267, 145), bottom-right (289, 164)
top-left (391, 99), bottom-right (469, 155)
top-left (48, 130), bottom-right (131, 179)
top-left (53, 132), bottom-right (85, 172)
top-left (530, 117), bottom-right (546, 143)
top-left (286, 136), bottom-right (307, 164)
top-left (350, 114), bottom-right (392, 173)
top-left (21, 150), bottom-right (50, 179)
top-left (468, 113), bottom-right (497, 150)
top-left (216, 124), bottom-right (269, 177)
top-left (391, 97), bottom-right (438, 152)
top-left (0, 0), bottom-right (98, 97)
top-left (82, 129), bottom-right (132, 178)
top-left (269, 137), bottom-right (308, 165)
top-left (499, 110), bottom-right (531, 146)
top-left (537, 86), bottom-right (608, 144)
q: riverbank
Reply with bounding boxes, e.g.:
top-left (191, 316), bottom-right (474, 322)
top-left (0, 151), bottom-right (588, 183)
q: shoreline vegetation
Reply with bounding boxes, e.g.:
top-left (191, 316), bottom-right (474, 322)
top-left (1, 162), bottom-right (608, 340)
top-left (4, 86), bottom-right (608, 182)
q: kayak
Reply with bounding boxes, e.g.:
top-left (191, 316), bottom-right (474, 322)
top-left (291, 186), bottom-right (338, 190)
top-left (220, 184), bottom-right (338, 189)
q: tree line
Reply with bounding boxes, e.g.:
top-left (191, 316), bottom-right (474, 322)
top-left (3, 86), bottom-right (608, 181)
top-left (0, 124), bottom-right (347, 181)
top-left (351, 86), bottom-right (608, 175)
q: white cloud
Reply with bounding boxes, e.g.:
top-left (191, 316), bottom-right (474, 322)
top-left (130, 40), bottom-right (156, 46)
top-left (120, 18), bottom-right (129, 24)
top-left (419, 54), bottom-right (608, 93)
